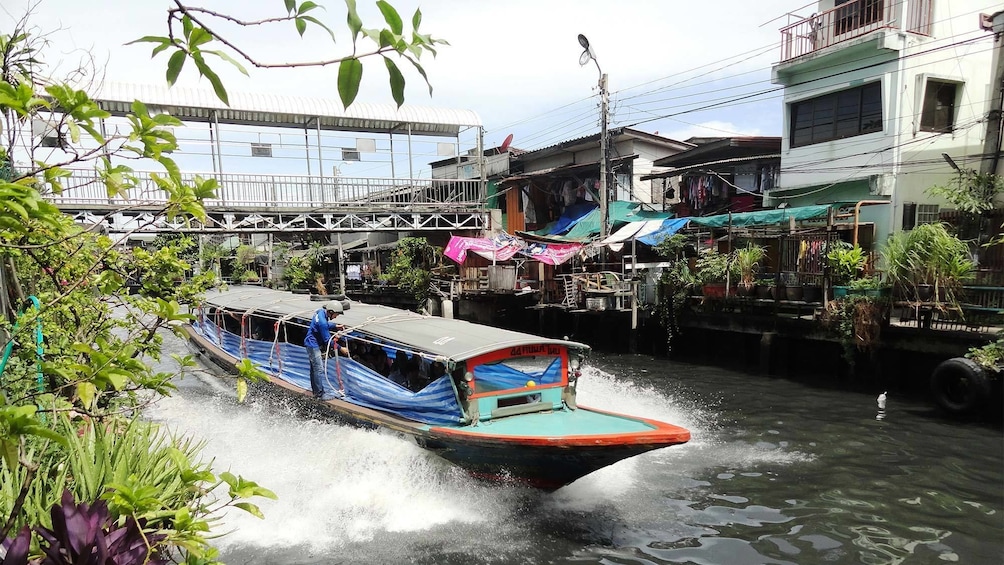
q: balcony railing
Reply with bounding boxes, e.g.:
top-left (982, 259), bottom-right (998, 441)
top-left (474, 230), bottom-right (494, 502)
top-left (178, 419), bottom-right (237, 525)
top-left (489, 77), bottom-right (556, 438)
top-left (780, 0), bottom-right (932, 62)
top-left (47, 170), bottom-right (486, 211)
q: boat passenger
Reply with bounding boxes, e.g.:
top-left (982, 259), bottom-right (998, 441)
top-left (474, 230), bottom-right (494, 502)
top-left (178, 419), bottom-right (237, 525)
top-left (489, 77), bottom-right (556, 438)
top-left (388, 351), bottom-right (408, 386)
top-left (304, 301), bottom-right (347, 401)
top-left (405, 357), bottom-right (423, 391)
top-left (371, 348), bottom-right (391, 377)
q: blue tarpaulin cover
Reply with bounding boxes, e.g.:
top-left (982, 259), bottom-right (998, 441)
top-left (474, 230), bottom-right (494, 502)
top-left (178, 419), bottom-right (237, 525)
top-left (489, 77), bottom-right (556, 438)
top-left (473, 357), bottom-right (562, 389)
top-left (195, 320), bottom-right (463, 425)
top-left (637, 218), bottom-right (691, 246)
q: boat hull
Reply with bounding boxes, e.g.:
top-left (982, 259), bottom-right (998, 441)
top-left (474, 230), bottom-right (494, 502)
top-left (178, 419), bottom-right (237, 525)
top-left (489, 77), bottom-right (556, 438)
top-left (183, 322), bottom-right (688, 490)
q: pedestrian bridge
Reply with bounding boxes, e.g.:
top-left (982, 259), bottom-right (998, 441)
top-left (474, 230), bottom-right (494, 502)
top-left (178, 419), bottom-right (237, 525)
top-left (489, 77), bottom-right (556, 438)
top-left (38, 82), bottom-right (488, 235)
top-left (51, 169), bottom-right (487, 234)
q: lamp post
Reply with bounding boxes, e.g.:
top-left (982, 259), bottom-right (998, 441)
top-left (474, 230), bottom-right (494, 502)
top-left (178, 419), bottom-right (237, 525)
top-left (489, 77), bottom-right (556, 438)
top-left (578, 34), bottom-right (610, 244)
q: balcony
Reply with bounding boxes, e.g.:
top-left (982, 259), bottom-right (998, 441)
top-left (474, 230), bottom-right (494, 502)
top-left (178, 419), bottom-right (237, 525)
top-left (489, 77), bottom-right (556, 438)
top-left (780, 0), bottom-right (932, 63)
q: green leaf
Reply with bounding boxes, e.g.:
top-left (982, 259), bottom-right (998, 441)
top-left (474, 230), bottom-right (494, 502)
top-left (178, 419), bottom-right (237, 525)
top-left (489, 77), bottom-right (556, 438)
top-left (376, 1), bottom-right (403, 35)
top-left (189, 28), bottom-right (213, 48)
top-left (233, 501), bottom-right (265, 519)
top-left (77, 382), bottom-right (97, 409)
top-left (125, 35), bottom-right (171, 46)
top-left (297, 1), bottom-right (319, 14)
top-left (383, 57), bottom-right (405, 108)
top-left (403, 56), bottom-right (432, 96)
top-left (345, 0), bottom-right (362, 42)
top-left (378, 29), bottom-right (396, 49)
top-left (205, 49), bottom-right (249, 76)
top-left (295, 17), bottom-right (307, 37)
top-left (166, 49), bottom-right (187, 86)
top-left (412, 7), bottom-right (422, 30)
top-left (182, 15), bottom-right (194, 39)
top-left (193, 57), bottom-right (229, 105)
top-left (300, 15), bottom-right (336, 42)
top-left (236, 377), bottom-right (248, 403)
top-left (284, 0), bottom-right (296, 14)
top-left (337, 57), bottom-right (363, 109)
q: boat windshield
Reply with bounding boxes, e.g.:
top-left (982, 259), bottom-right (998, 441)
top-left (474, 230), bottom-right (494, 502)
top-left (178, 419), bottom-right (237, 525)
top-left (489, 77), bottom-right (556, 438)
top-left (473, 355), bottom-right (562, 393)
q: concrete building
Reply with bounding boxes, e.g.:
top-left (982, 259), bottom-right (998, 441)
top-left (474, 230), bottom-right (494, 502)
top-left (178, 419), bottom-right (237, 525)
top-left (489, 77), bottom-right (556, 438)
top-left (769, 0), bottom-right (1000, 243)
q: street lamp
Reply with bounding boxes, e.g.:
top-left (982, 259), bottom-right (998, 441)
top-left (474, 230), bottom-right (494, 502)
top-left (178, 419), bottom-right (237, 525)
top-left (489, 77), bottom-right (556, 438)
top-left (578, 34), bottom-right (610, 243)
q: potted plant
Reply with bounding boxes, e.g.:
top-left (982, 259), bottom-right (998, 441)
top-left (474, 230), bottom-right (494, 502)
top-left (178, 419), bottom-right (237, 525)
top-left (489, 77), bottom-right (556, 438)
top-left (847, 275), bottom-right (885, 298)
top-left (826, 242), bottom-right (867, 299)
top-left (882, 223), bottom-right (975, 306)
top-left (734, 243), bottom-right (766, 297)
top-left (695, 250), bottom-right (734, 298)
top-left (783, 272), bottom-right (803, 301)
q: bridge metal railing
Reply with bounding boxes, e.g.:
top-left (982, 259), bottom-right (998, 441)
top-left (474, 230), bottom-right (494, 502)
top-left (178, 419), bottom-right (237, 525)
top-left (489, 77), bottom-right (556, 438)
top-left (48, 169), bottom-right (486, 211)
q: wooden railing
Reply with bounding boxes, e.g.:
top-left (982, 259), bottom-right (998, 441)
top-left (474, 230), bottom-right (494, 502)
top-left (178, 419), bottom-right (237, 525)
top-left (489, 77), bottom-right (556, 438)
top-left (780, 0), bottom-right (932, 62)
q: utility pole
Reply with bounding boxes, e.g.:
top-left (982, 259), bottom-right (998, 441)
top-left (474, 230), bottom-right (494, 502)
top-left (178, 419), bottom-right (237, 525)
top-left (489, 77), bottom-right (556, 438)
top-left (599, 72), bottom-right (609, 243)
top-left (982, 10), bottom-right (1004, 175)
top-left (578, 34), bottom-right (611, 248)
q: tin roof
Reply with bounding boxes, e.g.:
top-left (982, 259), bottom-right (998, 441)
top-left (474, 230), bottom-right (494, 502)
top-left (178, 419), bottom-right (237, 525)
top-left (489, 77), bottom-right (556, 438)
top-left (90, 82), bottom-right (482, 137)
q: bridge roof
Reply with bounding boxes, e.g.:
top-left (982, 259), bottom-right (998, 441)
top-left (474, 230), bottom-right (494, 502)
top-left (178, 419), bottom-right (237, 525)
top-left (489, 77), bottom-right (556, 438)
top-left (91, 82), bottom-right (482, 137)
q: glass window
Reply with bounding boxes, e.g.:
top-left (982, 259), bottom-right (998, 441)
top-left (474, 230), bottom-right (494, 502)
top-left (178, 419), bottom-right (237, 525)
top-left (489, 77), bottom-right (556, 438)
top-left (473, 356), bottom-right (562, 393)
top-left (920, 80), bottom-right (958, 132)
top-left (789, 82), bottom-right (882, 147)
top-left (917, 204), bottom-right (940, 225)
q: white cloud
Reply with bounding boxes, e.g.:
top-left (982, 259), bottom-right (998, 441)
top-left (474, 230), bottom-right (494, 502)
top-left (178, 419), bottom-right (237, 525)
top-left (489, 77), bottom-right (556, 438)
top-left (662, 120), bottom-right (765, 142)
top-left (4, 0), bottom-right (807, 149)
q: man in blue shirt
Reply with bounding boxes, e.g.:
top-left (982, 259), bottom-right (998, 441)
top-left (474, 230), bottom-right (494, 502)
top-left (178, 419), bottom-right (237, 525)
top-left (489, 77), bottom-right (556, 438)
top-left (304, 301), bottom-right (347, 400)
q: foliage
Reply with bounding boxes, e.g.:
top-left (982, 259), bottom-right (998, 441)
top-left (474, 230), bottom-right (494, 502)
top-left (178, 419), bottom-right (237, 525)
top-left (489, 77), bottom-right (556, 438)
top-left (122, 237), bottom-right (218, 303)
top-left (2, 489), bottom-right (167, 565)
top-left (826, 242), bottom-right (866, 285)
top-left (129, 0), bottom-right (449, 109)
top-left (657, 261), bottom-right (696, 355)
top-left (881, 223), bottom-right (975, 305)
top-left (822, 296), bottom-right (886, 367)
top-left (846, 275), bottom-right (884, 291)
top-left (966, 331), bottom-right (1004, 371)
top-left (0, 19), bottom-right (274, 563)
top-left (198, 242), bottom-right (227, 276)
top-left (652, 234), bottom-right (687, 261)
top-left (379, 237), bottom-right (440, 302)
top-left (281, 255), bottom-right (313, 289)
top-left (694, 250), bottom-right (735, 285)
top-left (234, 244), bottom-right (257, 269)
top-left (926, 170), bottom-right (1003, 215)
top-left (733, 243), bottom-right (765, 288)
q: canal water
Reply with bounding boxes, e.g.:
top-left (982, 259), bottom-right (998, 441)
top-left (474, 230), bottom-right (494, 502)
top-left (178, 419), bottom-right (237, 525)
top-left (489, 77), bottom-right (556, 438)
top-left (146, 337), bottom-right (1004, 565)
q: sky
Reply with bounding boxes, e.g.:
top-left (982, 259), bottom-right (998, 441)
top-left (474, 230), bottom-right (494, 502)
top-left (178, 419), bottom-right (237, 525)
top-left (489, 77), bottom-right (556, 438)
top-left (5, 0), bottom-right (815, 174)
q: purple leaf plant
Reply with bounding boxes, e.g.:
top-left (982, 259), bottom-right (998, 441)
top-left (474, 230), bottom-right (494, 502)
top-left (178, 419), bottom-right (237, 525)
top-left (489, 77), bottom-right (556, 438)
top-left (1, 490), bottom-right (166, 565)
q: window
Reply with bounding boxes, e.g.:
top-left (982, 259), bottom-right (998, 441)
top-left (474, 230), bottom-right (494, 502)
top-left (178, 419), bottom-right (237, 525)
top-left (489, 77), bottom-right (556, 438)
top-left (920, 80), bottom-right (958, 132)
top-left (790, 82), bottom-right (883, 147)
top-left (916, 204), bottom-right (940, 225)
top-left (835, 0), bottom-right (884, 35)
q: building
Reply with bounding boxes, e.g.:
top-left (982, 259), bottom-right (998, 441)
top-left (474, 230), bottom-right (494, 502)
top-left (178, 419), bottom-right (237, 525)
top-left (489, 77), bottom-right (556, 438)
top-left (769, 0), bottom-right (999, 243)
top-left (643, 136), bottom-right (782, 217)
top-left (496, 127), bottom-right (692, 234)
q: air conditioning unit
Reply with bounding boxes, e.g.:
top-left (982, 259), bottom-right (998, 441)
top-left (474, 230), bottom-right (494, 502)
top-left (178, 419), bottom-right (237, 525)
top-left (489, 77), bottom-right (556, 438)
top-left (341, 149), bottom-right (361, 161)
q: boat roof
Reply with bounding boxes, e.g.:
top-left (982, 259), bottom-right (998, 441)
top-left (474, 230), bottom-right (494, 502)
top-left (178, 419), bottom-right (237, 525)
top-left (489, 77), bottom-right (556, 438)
top-left (200, 286), bottom-right (590, 363)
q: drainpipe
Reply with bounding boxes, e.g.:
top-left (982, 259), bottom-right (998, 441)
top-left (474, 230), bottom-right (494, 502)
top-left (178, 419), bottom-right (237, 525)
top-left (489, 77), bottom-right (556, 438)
top-left (853, 200), bottom-right (892, 247)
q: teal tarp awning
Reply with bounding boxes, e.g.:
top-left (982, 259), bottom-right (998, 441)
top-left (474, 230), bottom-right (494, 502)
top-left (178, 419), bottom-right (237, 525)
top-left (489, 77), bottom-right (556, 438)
top-left (559, 201), bottom-right (673, 241)
top-left (688, 204), bottom-right (833, 228)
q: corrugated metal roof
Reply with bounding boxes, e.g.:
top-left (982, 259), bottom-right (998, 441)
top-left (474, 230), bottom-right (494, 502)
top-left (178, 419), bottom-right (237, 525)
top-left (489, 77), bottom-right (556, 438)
top-left (641, 154), bottom-right (781, 180)
top-left (201, 286), bottom-right (589, 362)
top-left (89, 82), bottom-right (481, 137)
top-left (517, 127), bottom-right (693, 162)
